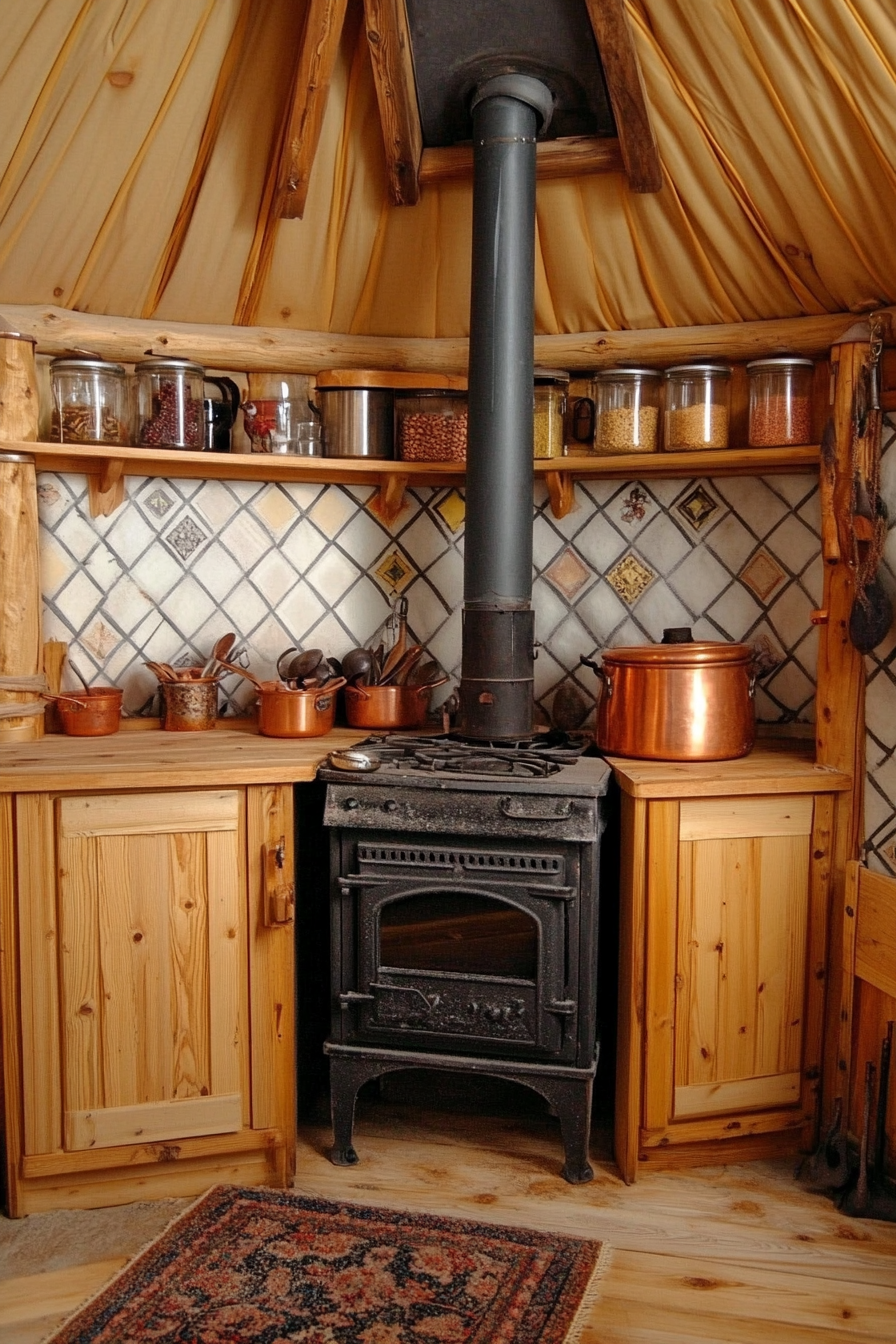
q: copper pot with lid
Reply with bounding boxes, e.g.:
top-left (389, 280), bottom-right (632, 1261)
top-left (581, 628), bottom-right (756, 761)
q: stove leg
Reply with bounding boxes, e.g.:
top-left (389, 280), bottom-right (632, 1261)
top-left (328, 1057), bottom-right (369, 1166)
top-left (533, 1073), bottom-right (595, 1184)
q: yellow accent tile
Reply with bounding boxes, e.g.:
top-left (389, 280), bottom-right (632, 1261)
top-left (253, 486), bottom-right (300, 534)
top-left (375, 550), bottom-right (416, 591)
top-left (436, 490), bottom-right (466, 533)
top-left (607, 553), bottom-right (654, 604)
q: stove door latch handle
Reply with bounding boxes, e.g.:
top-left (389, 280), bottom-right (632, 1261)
top-left (339, 990), bottom-right (375, 1008)
top-left (548, 999), bottom-right (577, 1017)
top-left (499, 796), bottom-right (574, 821)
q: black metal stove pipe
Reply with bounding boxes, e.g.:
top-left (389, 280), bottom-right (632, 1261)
top-left (458, 73), bottom-right (553, 741)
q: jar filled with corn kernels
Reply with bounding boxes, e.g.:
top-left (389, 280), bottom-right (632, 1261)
top-left (746, 357), bottom-right (814, 446)
top-left (664, 364), bottom-right (732, 451)
top-left (533, 369), bottom-right (569, 458)
top-left (50, 358), bottom-right (130, 445)
top-left (592, 368), bottom-right (662, 454)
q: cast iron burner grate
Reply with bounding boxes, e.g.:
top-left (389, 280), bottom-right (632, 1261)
top-left (352, 731), bottom-right (591, 777)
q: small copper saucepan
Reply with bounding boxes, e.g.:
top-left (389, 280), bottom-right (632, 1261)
top-left (581, 633), bottom-right (756, 761)
top-left (344, 681), bottom-right (435, 730)
top-left (257, 679), bottom-right (345, 737)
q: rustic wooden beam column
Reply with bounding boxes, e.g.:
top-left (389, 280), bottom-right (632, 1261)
top-left (0, 332), bottom-right (44, 742)
top-left (816, 337), bottom-right (876, 1127)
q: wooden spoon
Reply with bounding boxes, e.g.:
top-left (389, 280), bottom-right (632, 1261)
top-left (380, 645), bottom-right (423, 686)
top-left (406, 657), bottom-right (441, 687)
top-left (216, 659), bottom-right (264, 691)
top-left (203, 632), bottom-right (236, 677)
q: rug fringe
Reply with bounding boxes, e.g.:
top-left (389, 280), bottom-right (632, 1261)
top-left (40, 1187), bottom-right (219, 1344)
top-left (562, 1241), bottom-right (613, 1344)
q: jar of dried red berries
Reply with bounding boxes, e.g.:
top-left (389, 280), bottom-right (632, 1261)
top-left (135, 358), bottom-right (206, 450)
top-left (746, 357), bottom-right (814, 447)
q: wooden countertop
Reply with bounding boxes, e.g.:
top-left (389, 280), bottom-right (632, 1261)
top-left (605, 740), bottom-right (852, 799)
top-left (0, 723), bottom-right (369, 793)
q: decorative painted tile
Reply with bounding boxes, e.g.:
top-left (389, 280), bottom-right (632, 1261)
top-left (606, 553), bottom-right (655, 604)
top-left (741, 549), bottom-right (786, 600)
top-left (375, 549), bottom-right (416, 591)
top-left (81, 619), bottom-right (120, 661)
top-left (165, 515), bottom-right (209, 562)
top-left (677, 484), bottom-right (718, 530)
top-left (436, 489), bottom-right (466, 532)
top-left (545, 547), bottom-right (592, 599)
top-left (144, 486), bottom-right (176, 519)
top-left (618, 485), bottom-right (651, 524)
top-left (750, 632), bottom-right (786, 678)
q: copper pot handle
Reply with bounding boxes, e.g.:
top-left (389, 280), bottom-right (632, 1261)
top-left (580, 655), bottom-right (611, 695)
top-left (314, 677), bottom-right (346, 708)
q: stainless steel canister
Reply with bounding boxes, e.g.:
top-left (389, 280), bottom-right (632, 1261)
top-left (314, 374), bottom-right (394, 458)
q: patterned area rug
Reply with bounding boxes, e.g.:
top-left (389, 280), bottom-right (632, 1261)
top-left (45, 1185), bottom-right (608, 1343)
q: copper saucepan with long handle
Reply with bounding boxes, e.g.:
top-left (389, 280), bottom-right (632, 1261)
top-left (581, 632), bottom-right (756, 761)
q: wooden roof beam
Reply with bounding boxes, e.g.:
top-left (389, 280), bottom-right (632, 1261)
top-left (583, 0), bottom-right (662, 193)
top-left (276, 0), bottom-right (350, 220)
top-left (362, 0), bottom-right (423, 205)
top-left (420, 134), bottom-right (625, 187)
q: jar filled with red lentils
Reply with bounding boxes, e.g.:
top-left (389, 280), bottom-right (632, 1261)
top-left (746, 357), bottom-right (814, 447)
top-left (395, 389), bottom-right (468, 462)
top-left (664, 364), bottom-right (732, 451)
top-left (592, 368), bottom-right (662, 455)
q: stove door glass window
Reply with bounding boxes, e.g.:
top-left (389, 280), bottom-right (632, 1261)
top-left (380, 891), bottom-right (537, 978)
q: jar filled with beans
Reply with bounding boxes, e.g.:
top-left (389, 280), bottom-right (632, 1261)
top-left (395, 390), bottom-right (468, 461)
top-left (664, 364), bottom-right (732, 451)
top-left (592, 367), bottom-right (662, 454)
top-left (49, 358), bottom-right (129, 446)
top-left (746, 357), bottom-right (814, 446)
top-left (135, 358), bottom-right (206, 449)
top-left (533, 369), bottom-right (569, 458)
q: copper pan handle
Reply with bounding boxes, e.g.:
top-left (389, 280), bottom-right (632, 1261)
top-left (580, 656), bottom-right (611, 696)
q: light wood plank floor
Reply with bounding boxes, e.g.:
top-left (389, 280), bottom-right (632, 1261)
top-left (2, 1107), bottom-right (894, 1343)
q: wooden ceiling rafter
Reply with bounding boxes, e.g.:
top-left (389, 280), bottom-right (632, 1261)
top-left (276, 0), bottom-right (350, 220)
top-left (361, 0), bottom-right (422, 205)
top-left (582, 0), bottom-right (662, 193)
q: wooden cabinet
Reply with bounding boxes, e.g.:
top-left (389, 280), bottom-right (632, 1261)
top-left (0, 776), bottom-right (297, 1215)
top-left (610, 746), bottom-right (852, 1183)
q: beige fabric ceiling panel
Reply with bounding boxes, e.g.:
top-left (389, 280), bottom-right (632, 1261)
top-left (0, 0), bottom-right (893, 337)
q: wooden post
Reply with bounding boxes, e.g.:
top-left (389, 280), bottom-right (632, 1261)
top-left (0, 331), bottom-right (39, 441)
top-left (816, 340), bottom-right (871, 1126)
top-left (0, 453), bottom-right (45, 741)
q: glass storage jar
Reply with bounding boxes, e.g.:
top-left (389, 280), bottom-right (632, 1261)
top-left (395, 389), bottom-right (468, 461)
top-left (49, 358), bottom-right (129, 445)
top-left (664, 363), bottom-right (732, 451)
top-left (135, 357), bottom-right (205, 449)
top-left (533, 368), bottom-right (569, 458)
top-left (592, 367), bottom-right (662, 454)
top-left (746, 357), bottom-right (814, 446)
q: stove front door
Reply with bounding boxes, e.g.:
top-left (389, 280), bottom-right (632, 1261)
top-left (334, 833), bottom-right (582, 1061)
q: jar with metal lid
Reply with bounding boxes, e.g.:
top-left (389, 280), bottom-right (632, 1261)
top-left (135, 357), bottom-right (205, 449)
top-left (395, 389), bottom-right (468, 461)
top-left (533, 368), bottom-right (568, 459)
top-left (664, 363), bottom-right (732, 451)
top-left (50, 357), bottom-right (129, 446)
top-left (592, 367), bottom-right (662, 454)
top-left (746, 357), bottom-right (814, 447)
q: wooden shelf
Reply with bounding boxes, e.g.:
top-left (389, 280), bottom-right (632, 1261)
top-left (10, 440), bottom-right (821, 521)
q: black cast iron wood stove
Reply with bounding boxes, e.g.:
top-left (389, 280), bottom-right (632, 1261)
top-left (320, 736), bottom-right (610, 1182)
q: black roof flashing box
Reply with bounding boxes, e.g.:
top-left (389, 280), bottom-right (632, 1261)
top-left (404, 0), bottom-right (617, 146)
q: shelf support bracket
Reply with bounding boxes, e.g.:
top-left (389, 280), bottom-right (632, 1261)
top-left (545, 470), bottom-right (576, 519)
top-left (368, 472), bottom-right (409, 526)
top-left (88, 457), bottom-right (126, 518)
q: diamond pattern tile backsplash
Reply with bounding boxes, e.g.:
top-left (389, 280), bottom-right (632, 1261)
top-left (36, 417), bottom-right (895, 872)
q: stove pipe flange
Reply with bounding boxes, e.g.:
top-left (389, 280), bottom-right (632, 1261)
top-left (457, 72), bottom-right (553, 742)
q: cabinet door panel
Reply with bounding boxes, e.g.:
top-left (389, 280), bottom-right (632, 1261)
top-left (674, 798), bottom-right (810, 1123)
top-left (57, 790), bottom-right (244, 1151)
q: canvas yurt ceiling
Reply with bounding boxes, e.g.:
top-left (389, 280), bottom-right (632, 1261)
top-left (1, 0), bottom-right (893, 343)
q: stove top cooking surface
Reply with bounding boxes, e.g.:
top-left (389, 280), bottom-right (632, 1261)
top-left (320, 732), bottom-right (611, 796)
